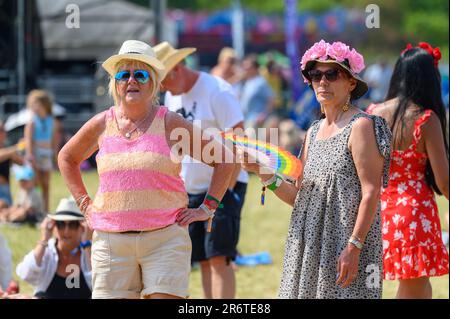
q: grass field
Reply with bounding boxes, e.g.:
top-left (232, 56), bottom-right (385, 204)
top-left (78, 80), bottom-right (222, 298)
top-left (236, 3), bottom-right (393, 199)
top-left (1, 171), bottom-right (448, 299)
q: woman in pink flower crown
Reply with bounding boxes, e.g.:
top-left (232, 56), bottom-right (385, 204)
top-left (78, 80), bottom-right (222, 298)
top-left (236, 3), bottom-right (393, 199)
top-left (241, 40), bottom-right (392, 298)
top-left (368, 42), bottom-right (449, 298)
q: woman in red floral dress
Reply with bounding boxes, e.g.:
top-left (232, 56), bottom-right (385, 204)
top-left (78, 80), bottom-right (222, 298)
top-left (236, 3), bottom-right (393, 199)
top-left (368, 42), bottom-right (449, 298)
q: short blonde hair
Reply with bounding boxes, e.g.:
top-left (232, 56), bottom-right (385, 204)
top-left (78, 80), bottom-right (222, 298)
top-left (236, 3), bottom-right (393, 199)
top-left (27, 89), bottom-right (53, 115)
top-left (218, 47), bottom-right (236, 63)
top-left (108, 59), bottom-right (161, 106)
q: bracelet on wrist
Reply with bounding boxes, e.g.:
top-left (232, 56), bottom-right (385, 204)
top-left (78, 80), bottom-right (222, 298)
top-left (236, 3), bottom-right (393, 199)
top-left (76, 195), bottom-right (91, 215)
top-left (348, 237), bottom-right (363, 250)
top-left (199, 203), bottom-right (215, 218)
top-left (37, 240), bottom-right (48, 247)
top-left (199, 204), bottom-right (215, 233)
top-left (261, 174), bottom-right (277, 187)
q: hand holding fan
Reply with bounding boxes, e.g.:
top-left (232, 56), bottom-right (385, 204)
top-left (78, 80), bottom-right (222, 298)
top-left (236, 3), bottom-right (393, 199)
top-left (221, 132), bottom-right (302, 181)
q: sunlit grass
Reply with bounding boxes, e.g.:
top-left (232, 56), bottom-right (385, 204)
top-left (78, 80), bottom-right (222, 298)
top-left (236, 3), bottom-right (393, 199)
top-left (1, 171), bottom-right (448, 298)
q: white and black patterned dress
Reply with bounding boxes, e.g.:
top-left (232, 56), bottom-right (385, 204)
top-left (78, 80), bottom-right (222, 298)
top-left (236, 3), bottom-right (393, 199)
top-left (279, 112), bottom-right (392, 299)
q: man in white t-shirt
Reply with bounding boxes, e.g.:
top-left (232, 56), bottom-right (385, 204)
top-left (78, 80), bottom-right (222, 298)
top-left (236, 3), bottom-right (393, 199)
top-left (155, 42), bottom-right (247, 299)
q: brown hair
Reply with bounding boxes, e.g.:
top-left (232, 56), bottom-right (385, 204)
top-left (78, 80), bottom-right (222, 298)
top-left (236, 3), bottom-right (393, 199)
top-left (27, 90), bottom-right (53, 115)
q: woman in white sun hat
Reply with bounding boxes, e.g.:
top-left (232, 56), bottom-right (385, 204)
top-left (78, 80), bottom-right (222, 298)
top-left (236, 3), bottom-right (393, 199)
top-left (16, 197), bottom-right (92, 299)
top-left (57, 40), bottom-right (235, 299)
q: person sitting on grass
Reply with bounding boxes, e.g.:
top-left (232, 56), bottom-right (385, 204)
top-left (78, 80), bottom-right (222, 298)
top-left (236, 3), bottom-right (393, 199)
top-left (16, 197), bottom-right (92, 299)
top-left (0, 165), bottom-right (43, 224)
top-left (0, 121), bottom-right (24, 209)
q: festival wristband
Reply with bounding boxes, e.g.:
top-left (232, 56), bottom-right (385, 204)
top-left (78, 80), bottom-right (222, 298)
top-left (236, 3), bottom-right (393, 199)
top-left (267, 175), bottom-right (283, 191)
top-left (199, 204), bottom-right (215, 218)
top-left (80, 240), bottom-right (92, 249)
top-left (205, 194), bottom-right (224, 209)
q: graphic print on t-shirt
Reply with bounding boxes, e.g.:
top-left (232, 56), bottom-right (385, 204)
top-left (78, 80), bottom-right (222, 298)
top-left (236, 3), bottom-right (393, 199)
top-left (176, 102), bottom-right (197, 122)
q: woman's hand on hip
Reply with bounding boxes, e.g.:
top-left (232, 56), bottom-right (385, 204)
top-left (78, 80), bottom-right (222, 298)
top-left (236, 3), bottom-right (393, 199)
top-left (176, 208), bottom-right (211, 227)
top-left (336, 243), bottom-right (361, 288)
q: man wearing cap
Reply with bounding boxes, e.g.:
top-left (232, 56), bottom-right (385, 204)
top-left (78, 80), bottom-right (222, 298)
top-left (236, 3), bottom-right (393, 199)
top-left (154, 41), bottom-right (248, 299)
top-left (16, 197), bottom-right (92, 299)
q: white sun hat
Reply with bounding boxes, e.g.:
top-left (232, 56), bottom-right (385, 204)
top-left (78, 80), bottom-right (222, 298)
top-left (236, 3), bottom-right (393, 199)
top-left (47, 198), bottom-right (85, 221)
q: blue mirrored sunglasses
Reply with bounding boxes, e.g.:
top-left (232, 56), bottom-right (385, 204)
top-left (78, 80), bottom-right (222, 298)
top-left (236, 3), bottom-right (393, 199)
top-left (115, 70), bottom-right (151, 84)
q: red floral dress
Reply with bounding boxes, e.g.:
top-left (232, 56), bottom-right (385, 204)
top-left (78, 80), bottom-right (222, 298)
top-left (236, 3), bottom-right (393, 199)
top-left (368, 107), bottom-right (449, 280)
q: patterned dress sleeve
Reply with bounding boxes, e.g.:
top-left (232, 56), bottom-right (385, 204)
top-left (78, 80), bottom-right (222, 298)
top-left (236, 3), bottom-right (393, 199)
top-left (370, 115), bottom-right (392, 188)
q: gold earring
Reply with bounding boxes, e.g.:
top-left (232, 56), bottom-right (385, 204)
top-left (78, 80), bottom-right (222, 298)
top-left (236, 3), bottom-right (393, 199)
top-left (320, 104), bottom-right (324, 114)
top-left (342, 95), bottom-right (351, 112)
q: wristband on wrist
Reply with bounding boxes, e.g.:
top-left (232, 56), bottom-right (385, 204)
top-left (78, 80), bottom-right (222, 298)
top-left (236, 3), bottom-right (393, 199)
top-left (260, 174), bottom-right (282, 205)
top-left (261, 174), bottom-right (277, 187)
top-left (203, 198), bottom-right (219, 211)
top-left (348, 237), bottom-right (363, 250)
top-left (205, 194), bottom-right (224, 209)
top-left (199, 203), bottom-right (215, 217)
top-left (80, 240), bottom-right (92, 249)
top-left (267, 175), bottom-right (283, 191)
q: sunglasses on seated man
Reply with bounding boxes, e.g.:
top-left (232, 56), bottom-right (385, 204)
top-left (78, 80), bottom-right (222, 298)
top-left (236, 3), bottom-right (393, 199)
top-left (115, 70), bottom-right (151, 84)
top-left (55, 220), bottom-right (81, 230)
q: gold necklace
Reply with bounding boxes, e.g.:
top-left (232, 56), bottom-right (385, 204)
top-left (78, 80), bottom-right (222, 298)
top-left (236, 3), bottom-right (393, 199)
top-left (117, 109), bottom-right (151, 139)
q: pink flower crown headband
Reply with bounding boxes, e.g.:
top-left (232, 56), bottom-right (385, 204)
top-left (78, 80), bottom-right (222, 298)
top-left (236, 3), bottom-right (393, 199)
top-left (401, 42), bottom-right (441, 67)
top-left (300, 40), bottom-right (365, 78)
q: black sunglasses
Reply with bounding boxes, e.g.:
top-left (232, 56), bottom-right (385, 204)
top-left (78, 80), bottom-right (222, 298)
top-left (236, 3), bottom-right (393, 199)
top-left (56, 221), bottom-right (80, 230)
top-left (308, 69), bottom-right (341, 82)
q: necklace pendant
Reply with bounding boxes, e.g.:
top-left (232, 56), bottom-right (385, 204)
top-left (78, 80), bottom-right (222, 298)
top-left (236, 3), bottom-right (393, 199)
top-left (125, 132), bottom-right (131, 139)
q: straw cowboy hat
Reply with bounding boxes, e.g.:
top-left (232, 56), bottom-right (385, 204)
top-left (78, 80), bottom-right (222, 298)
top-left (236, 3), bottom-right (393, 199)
top-left (47, 198), bottom-right (84, 221)
top-left (102, 40), bottom-right (166, 80)
top-left (153, 41), bottom-right (196, 73)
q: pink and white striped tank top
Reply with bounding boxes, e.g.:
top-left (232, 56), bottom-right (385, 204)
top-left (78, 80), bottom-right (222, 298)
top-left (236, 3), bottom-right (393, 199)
top-left (91, 106), bottom-right (188, 232)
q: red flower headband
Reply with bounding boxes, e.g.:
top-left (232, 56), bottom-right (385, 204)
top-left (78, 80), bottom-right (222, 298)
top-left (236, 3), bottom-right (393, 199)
top-left (401, 42), bottom-right (441, 67)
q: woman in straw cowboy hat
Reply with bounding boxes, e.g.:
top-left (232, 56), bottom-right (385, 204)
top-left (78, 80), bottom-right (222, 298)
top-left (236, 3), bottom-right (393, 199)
top-left (16, 197), bottom-right (92, 299)
top-left (58, 40), bottom-right (235, 299)
top-left (241, 40), bottom-right (392, 298)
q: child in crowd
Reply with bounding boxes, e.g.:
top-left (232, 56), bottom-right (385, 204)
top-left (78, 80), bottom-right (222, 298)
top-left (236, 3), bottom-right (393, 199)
top-left (0, 165), bottom-right (44, 224)
top-left (24, 90), bottom-right (58, 213)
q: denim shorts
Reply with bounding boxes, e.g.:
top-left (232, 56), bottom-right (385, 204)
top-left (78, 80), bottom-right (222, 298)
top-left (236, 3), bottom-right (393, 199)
top-left (0, 184), bottom-right (12, 206)
top-left (188, 182), bottom-right (247, 262)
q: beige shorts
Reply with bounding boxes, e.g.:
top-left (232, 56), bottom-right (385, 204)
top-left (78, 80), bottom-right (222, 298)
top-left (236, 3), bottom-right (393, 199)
top-left (91, 223), bottom-right (192, 299)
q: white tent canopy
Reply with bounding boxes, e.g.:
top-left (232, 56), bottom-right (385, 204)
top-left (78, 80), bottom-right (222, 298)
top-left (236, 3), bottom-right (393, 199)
top-left (37, 0), bottom-right (176, 61)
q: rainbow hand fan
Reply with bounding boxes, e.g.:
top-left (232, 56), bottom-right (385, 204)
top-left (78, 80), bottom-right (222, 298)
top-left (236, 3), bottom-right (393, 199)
top-left (221, 132), bottom-right (302, 181)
